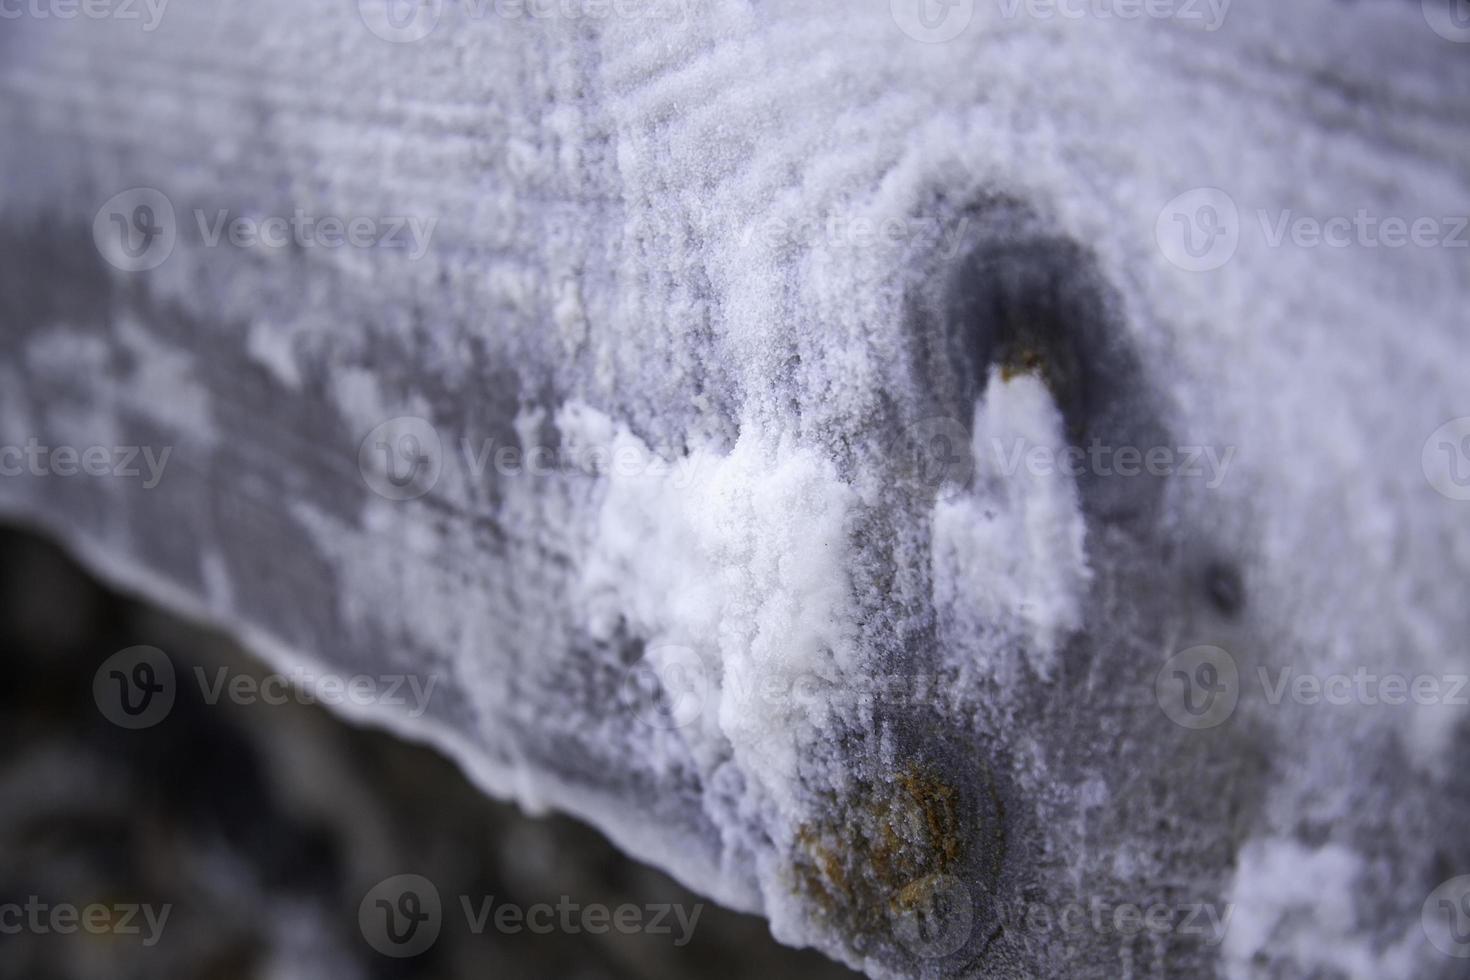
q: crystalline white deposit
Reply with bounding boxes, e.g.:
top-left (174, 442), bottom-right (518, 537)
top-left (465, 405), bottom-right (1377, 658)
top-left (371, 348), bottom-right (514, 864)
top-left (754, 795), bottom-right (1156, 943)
top-left (932, 370), bottom-right (1092, 682)
top-left (1, 1), bottom-right (1468, 977)
top-left (568, 401), bottom-right (862, 822)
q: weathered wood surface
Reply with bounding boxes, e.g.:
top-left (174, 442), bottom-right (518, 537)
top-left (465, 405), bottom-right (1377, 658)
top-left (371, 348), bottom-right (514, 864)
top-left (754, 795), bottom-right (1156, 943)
top-left (2, 2), bottom-right (1468, 976)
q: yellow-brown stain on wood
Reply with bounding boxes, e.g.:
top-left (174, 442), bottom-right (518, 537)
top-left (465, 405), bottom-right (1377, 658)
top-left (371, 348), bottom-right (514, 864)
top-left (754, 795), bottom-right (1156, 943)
top-left (791, 762), bottom-right (973, 939)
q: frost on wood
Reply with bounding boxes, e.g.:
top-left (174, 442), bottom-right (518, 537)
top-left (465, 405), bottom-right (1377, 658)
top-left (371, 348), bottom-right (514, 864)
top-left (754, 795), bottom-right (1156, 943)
top-left (1, 2), bottom-right (1469, 977)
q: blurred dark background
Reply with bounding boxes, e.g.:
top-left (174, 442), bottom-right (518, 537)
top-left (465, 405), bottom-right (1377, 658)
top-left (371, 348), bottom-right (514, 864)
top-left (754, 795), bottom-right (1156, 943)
top-left (0, 521), bottom-right (860, 979)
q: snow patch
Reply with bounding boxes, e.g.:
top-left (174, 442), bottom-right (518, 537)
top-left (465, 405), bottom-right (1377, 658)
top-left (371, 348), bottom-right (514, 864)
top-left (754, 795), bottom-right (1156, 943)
top-left (565, 402), bottom-right (860, 822)
top-left (1222, 837), bottom-right (1421, 980)
top-left (247, 320), bottom-right (303, 390)
top-left (931, 370), bottom-right (1091, 681)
